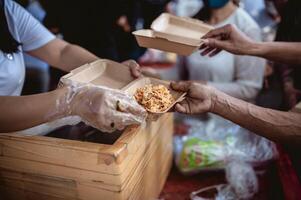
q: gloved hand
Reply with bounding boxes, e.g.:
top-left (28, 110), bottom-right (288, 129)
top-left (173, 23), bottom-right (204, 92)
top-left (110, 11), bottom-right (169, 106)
top-left (57, 83), bottom-right (147, 133)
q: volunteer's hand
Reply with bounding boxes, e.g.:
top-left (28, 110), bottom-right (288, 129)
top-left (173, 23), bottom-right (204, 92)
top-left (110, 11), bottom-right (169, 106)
top-left (61, 84), bottom-right (147, 133)
top-left (200, 24), bottom-right (255, 57)
top-left (122, 60), bottom-right (143, 78)
top-left (171, 81), bottom-right (216, 114)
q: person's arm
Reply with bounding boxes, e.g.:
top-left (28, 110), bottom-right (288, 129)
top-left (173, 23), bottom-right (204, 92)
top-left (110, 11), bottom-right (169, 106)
top-left (27, 38), bottom-right (98, 72)
top-left (8, 0), bottom-right (96, 71)
top-left (250, 42), bottom-right (301, 65)
top-left (201, 24), bottom-right (301, 65)
top-left (0, 84), bottom-right (146, 133)
top-left (212, 90), bottom-right (301, 145)
top-left (171, 81), bottom-right (301, 145)
top-left (0, 88), bottom-right (69, 132)
top-left (10, 0), bottom-right (141, 74)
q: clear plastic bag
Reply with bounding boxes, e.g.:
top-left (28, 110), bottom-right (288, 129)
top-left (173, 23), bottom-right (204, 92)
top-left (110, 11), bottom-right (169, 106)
top-left (174, 114), bottom-right (277, 199)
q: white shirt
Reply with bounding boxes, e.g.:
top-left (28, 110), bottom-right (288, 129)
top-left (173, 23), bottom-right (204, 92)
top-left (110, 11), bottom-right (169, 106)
top-left (0, 0), bottom-right (55, 96)
top-left (179, 8), bottom-right (266, 101)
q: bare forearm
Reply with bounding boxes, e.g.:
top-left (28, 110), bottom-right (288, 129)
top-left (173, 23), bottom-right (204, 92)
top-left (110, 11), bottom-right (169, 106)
top-left (28, 39), bottom-right (99, 72)
top-left (0, 88), bottom-right (68, 132)
top-left (212, 91), bottom-right (301, 145)
top-left (58, 44), bottom-right (98, 71)
top-left (249, 42), bottom-right (301, 65)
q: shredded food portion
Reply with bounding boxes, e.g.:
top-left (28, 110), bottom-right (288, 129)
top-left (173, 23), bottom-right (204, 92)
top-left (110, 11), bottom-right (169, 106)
top-left (134, 84), bottom-right (174, 112)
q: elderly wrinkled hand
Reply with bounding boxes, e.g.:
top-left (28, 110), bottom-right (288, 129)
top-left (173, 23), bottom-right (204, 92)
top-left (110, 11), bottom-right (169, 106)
top-left (58, 83), bottom-right (147, 133)
top-left (170, 81), bottom-right (216, 114)
top-left (200, 24), bottom-right (255, 57)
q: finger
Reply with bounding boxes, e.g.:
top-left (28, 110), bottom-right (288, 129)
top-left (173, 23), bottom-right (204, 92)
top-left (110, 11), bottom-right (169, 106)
top-left (175, 103), bottom-right (188, 114)
top-left (130, 65), bottom-right (142, 78)
top-left (170, 81), bottom-right (191, 92)
top-left (200, 46), bottom-right (215, 56)
top-left (116, 112), bottom-right (145, 126)
top-left (203, 38), bottom-right (229, 51)
top-left (116, 97), bottom-right (147, 117)
top-left (199, 43), bottom-right (207, 50)
top-left (123, 60), bottom-right (142, 78)
top-left (123, 104), bottom-right (147, 118)
top-left (208, 48), bottom-right (222, 57)
top-left (202, 24), bottom-right (232, 39)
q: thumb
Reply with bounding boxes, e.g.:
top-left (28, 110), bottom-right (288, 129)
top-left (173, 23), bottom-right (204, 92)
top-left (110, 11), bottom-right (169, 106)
top-left (123, 59), bottom-right (142, 78)
top-left (171, 81), bottom-right (191, 92)
top-left (175, 103), bottom-right (189, 114)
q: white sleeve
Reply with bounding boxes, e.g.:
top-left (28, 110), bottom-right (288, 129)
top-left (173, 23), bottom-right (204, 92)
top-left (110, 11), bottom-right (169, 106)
top-left (6, 0), bottom-right (55, 51)
top-left (209, 27), bottom-right (266, 101)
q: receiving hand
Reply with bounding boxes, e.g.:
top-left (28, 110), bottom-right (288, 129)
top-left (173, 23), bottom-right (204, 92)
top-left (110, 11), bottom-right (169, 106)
top-left (171, 81), bottom-right (216, 114)
top-left (200, 24), bottom-right (255, 57)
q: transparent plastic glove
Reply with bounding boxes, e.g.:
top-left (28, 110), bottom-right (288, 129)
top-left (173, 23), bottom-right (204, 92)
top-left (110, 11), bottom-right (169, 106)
top-left (58, 83), bottom-right (147, 133)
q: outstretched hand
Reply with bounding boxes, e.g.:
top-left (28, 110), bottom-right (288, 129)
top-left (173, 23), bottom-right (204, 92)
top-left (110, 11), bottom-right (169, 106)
top-left (171, 81), bottom-right (216, 114)
top-left (200, 24), bottom-right (255, 57)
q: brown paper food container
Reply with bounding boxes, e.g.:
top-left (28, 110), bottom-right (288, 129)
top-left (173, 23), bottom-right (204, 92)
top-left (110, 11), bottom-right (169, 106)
top-left (133, 13), bottom-right (213, 56)
top-left (61, 59), bottom-right (186, 114)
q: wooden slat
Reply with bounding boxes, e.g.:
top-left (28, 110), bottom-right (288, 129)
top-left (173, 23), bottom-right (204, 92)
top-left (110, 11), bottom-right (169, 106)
top-left (0, 114), bottom-right (170, 176)
top-left (128, 120), bottom-right (173, 200)
top-left (0, 114), bottom-right (173, 193)
top-left (76, 148), bottom-right (172, 200)
top-left (0, 114), bottom-right (173, 200)
top-left (131, 149), bottom-right (172, 200)
top-left (74, 129), bottom-right (173, 200)
top-left (0, 184), bottom-right (74, 200)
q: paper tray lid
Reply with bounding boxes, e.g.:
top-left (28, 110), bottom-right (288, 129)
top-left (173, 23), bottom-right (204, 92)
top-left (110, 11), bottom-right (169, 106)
top-left (149, 13), bottom-right (213, 45)
top-left (61, 59), bottom-right (135, 90)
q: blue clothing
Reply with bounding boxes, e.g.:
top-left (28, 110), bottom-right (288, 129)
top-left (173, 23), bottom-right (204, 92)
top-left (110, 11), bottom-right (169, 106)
top-left (0, 0), bottom-right (54, 95)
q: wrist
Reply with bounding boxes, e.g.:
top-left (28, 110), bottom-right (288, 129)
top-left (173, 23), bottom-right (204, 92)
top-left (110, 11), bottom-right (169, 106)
top-left (45, 87), bottom-right (73, 122)
top-left (247, 41), bottom-right (265, 57)
top-left (208, 86), bottom-right (219, 113)
top-left (57, 86), bottom-right (74, 117)
top-left (209, 88), bottom-right (227, 114)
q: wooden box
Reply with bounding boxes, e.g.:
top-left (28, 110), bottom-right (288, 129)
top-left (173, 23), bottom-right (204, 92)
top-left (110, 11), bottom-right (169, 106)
top-left (0, 113), bottom-right (174, 200)
top-left (0, 59), bottom-right (176, 199)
